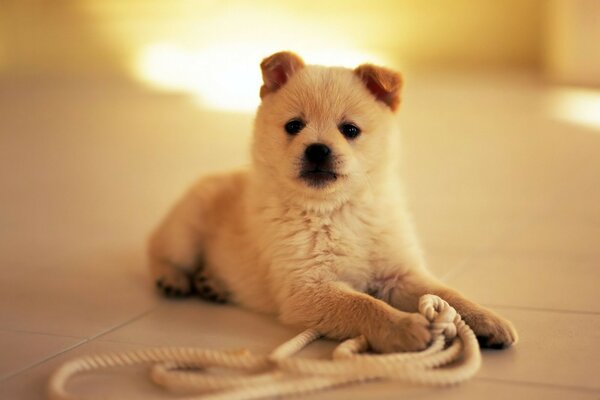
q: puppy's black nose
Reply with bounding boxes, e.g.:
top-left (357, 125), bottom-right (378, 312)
top-left (304, 143), bottom-right (331, 164)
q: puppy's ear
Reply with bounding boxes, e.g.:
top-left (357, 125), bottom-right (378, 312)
top-left (260, 51), bottom-right (305, 98)
top-left (354, 64), bottom-right (402, 111)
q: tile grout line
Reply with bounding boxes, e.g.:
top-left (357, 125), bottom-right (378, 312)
top-left (0, 305), bottom-right (160, 383)
top-left (403, 376), bottom-right (600, 400)
top-left (0, 338), bottom-right (88, 383)
top-left (0, 328), bottom-right (83, 340)
top-left (482, 303), bottom-right (600, 316)
top-left (475, 376), bottom-right (600, 394)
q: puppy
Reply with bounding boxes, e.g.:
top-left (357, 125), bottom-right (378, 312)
top-left (148, 51), bottom-right (518, 352)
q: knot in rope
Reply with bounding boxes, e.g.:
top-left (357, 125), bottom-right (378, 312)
top-left (419, 294), bottom-right (458, 339)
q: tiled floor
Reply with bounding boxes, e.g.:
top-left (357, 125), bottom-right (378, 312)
top-left (1, 71), bottom-right (599, 399)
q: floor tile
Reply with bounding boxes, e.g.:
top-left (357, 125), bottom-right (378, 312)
top-left (412, 206), bottom-right (529, 259)
top-left (422, 248), bottom-right (470, 280)
top-left (490, 219), bottom-right (600, 263)
top-left (2, 71), bottom-right (600, 399)
top-left (474, 308), bottom-right (600, 390)
top-left (0, 340), bottom-right (168, 400)
top-left (0, 330), bottom-right (82, 381)
top-left (308, 380), bottom-right (598, 400)
top-left (101, 300), bottom-right (311, 352)
top-left (446, 255), bottom-right (599, 313)
top-left (0, 256), bottom-right (158, 337)
top-left (401, 111), bottom-right (582, 211)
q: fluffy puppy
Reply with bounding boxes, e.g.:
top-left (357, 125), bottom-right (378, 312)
top-left (148, 51), bottom-right (518, 352)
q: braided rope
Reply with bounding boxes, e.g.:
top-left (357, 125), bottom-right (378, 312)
top-left (47, 295), bottom-right (481, 400)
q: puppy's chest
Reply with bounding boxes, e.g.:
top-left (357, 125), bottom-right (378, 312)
top-left (262, 207), bottom-right (376, 282)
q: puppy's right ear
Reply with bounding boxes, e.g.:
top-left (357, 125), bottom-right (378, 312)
top-left (260, 51), bottom-right (305, 98)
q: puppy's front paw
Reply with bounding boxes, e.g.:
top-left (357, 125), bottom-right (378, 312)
top-left (464, 309), bottom-right (518, 349)
top-left (155, 270), bottom-right (192, 298)
top-left (369, 313), bottom-right (432, 353)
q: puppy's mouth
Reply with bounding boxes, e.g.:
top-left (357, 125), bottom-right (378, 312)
top-left (300, 168), bottom-right (338, 187)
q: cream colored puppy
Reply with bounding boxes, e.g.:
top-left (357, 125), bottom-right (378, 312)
top-left (148, 51), bottom-right (518, 352)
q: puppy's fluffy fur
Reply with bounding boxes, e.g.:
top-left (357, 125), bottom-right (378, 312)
top-left (148, 52), bottom-right (517, 351)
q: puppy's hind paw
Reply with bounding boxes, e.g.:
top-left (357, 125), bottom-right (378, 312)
top-left (193, 269), bottom-right (229, 304)
top-left (155, 272), bottom-right (192, 298)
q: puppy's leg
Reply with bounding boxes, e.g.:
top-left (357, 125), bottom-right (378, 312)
top-left (148, 191), bottom-right (205, 298)
top-left (280, 280), bottom-right (431, 353)
top-left (382, 270), bottom-right (518, 349)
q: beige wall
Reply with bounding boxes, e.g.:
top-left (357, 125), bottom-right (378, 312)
top-left (0, 0), bottom-right (545, 75)
top-left (0, 1), bottom-right (120, 75)
top-left (545, 0), bottom-right (600, 86)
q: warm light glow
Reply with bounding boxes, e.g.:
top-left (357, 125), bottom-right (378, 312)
top-left (130, 7), bottom-right (385, 112)
top-left (550, 87), bottom-right (600, 130)
top-left (135, 43), bottom-right (384, 112)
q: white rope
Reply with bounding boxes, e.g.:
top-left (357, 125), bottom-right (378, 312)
top-left (47, 294), bottom-right (481, 400)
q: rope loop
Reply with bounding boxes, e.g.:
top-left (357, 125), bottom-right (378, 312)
top-left (48, 295), bottom-right (481, 400)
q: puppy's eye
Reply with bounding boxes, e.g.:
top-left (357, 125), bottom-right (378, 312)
top-left (284, 119), bottom-right (305, 135)
top-left (339, 123), bottom-right (361, 139)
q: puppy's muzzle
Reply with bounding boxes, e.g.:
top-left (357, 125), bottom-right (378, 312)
top-left (300, 143), bottom-right (337, 187)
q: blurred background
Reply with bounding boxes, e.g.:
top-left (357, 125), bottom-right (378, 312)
top-left (1, 1), bottom-right (600, 398)
top-left (1, 0), bottom-right (600, 111)
top-left (1, 0), bottom-right (599, 255)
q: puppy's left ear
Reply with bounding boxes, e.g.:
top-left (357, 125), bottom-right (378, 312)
top-left (260, 51), bottom-right (305, 98)
top-left (354, 64), bottom-right (402, 111)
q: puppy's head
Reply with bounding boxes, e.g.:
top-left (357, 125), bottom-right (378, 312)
top-left (252, 51), bottom-right (402, 203)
